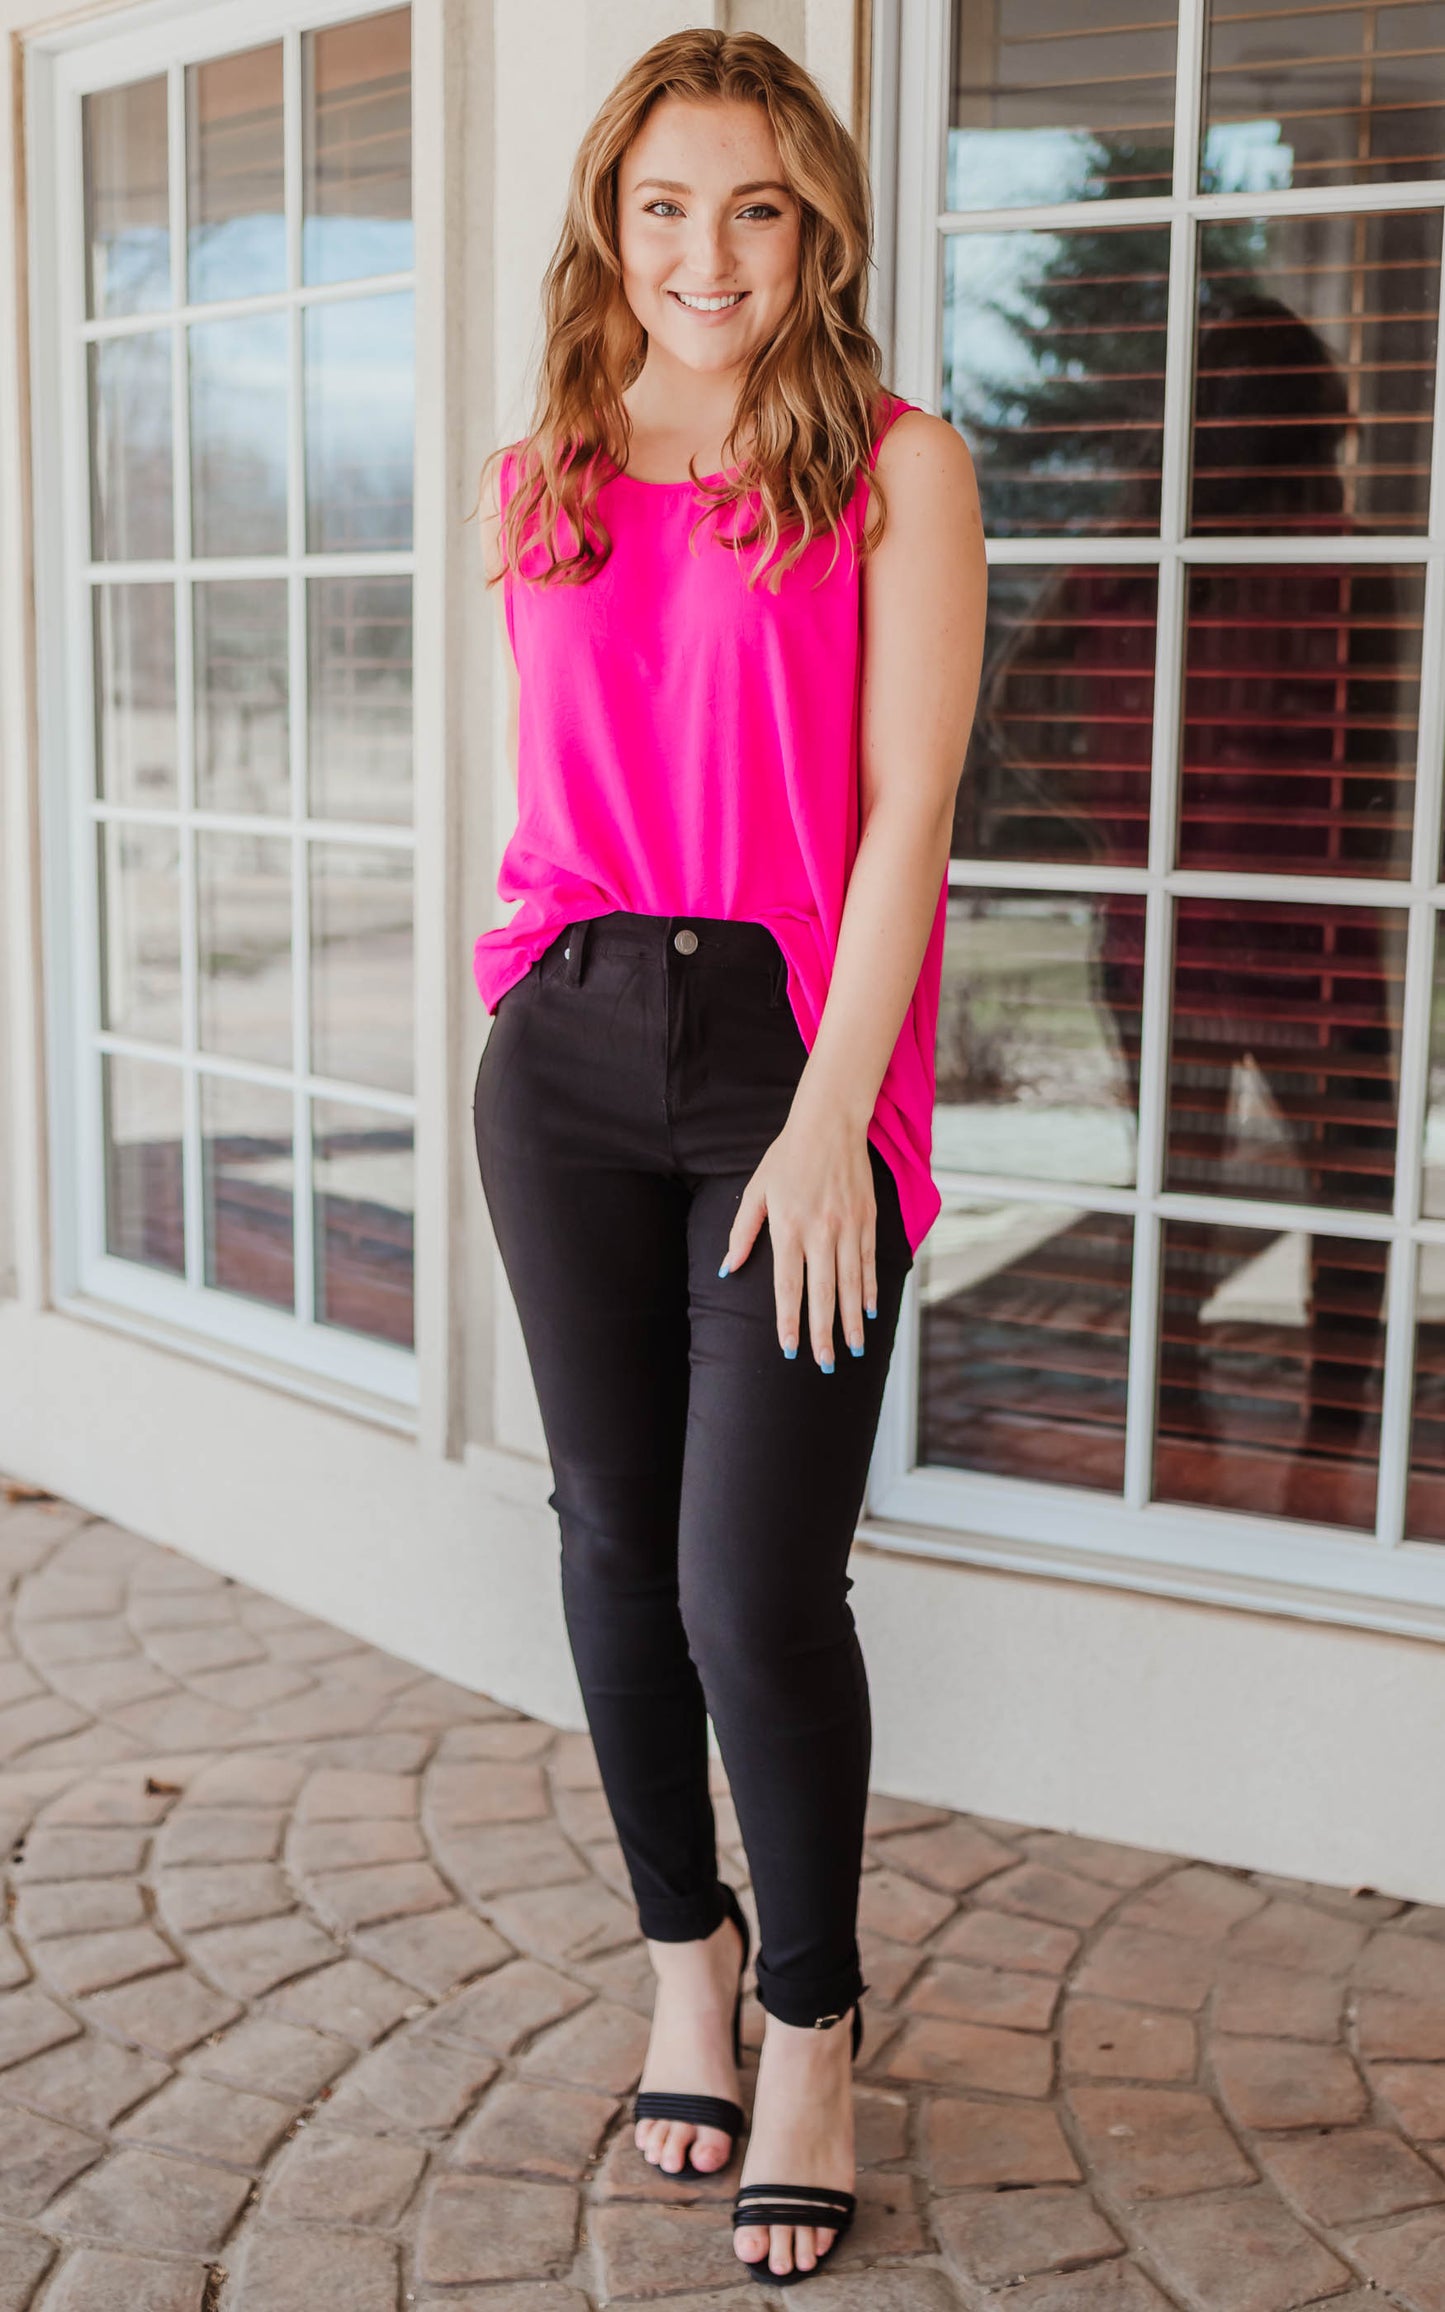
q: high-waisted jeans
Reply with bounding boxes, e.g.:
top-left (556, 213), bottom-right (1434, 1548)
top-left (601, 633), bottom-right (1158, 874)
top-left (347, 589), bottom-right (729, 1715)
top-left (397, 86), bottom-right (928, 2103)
top-left (472, 909), bottom-right (914, 2026)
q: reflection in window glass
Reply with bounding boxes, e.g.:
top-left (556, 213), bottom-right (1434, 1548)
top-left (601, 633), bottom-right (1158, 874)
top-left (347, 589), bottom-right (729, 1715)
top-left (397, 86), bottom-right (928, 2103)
top-left (935, 892), bottom-right (1142, 1188)
top-left (98, 825), bottom-right (182, 1047)
top-left (190, 314), bottom-right (288, 558)
top-left (308, 577), bottom-right (412, 823)
top-left (1180, 567), bottom-right (1421, 878)
top-left (1202, 0), bottom-right (1445, 195)
top-left (303, 8), bottom-right (413, 285)
top-left (201, 1073), bottom-right (294, 1310)
top-left (83, 77), bottom-right (170, 319)
top-left (93, 585), bottom-right (176, 808)
top-left (943, 228), bottom-right (1170, 536)
top-left (305, 294), bottom-right (414, 550)
top-left (103, 1054), bottom-right (184, 1274)
top-left (89, 334), bottom-right (174, 563)
top-left (961, 565), bottom-right (1157, 866)
top-left (1167, 902), bottom-right (1404, 1214)
top-left (309, 842), bottom-right (412, 1093)
top-left (1193, 212), bottom-right (1441, 537)
top-left (1418, 927), bottom-right (1445, 1220)
top-left (948, 0), bottom-right (1176, 211)
top-left (313, 1096), bottom-right (413, 1347)
top-left (194, 580), bottom-right (290, 818)
top-left (1156, 1220), bottom-right (1385, 1529)
top-left (1408, 1243), bottom-right (1445, 1538)
top-left (186, 44), bottom-right (286, 304)
top-left (196, 832), bottom-right (293, 1068)
top-left (918, 1199), bottom-right (1131, 1491)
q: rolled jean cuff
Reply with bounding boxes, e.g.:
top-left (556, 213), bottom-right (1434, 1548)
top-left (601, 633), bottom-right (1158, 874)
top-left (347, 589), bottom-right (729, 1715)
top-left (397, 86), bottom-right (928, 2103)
top-left (753, 1951), bottom-right (866, 2030)
top-left (635, 1881), bottom-right (729, 1945)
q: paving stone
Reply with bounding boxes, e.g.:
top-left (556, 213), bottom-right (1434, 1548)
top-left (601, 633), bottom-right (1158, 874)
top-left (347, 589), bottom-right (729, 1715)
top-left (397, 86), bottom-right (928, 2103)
top-left (14, 1878), bottom-right (146, 1940)
top-left (1229, 1897), bottom-right (1371, 1977)
top-left (79, 1972), bottom-right (242, 2059)
top-left (15, 1828), bottom-right (148, 1882)
top-left (36, 1928), bottom-right (178, 1998)
top-left (0, 1985), bottom-right (82, 2070)
top-left (1130, 2186), bottom-right (1353, 2312)
top-left (1021, 1832), bottom-right (1176, 1890)
top-left (154, 1863), bottom-right (292, 1934)
top-left (552, 1784), bottom-right (624, 1843)
top-left (975, 1864), bottom-right (1119, 1932)
top-left (758, 2275), bottom-right (958, 2312)
top-left (44, 1660), bottom-right (174, 1714)
top-left (266, 1957), bottom-right (419, 2046)
top-left (0, 2227), bottom-right (55, 2309)
top-left (548, 1731), bottom-right (602, 1787)
top-left (265, 2125), bottom-right (426, 2224)
top-left (417, 2171), bottom-right (579, 2284)
top-left (831, 2168), bottom-right (927, 2262)
top-left (307, 1861), bottom-right (452, 1933)
top-left (1068, 2086), bottom-right (1256, 2202)
top-left (0, 2104), bottom-right (103, 2216)
top-left (881, 2017), bottom-right (1054, 2096)
top-left (1261, 2128), bottom-right (1445, 2226)
top-left (1356, 1930), bottom-right (1445, 2002)
top-left (296, 1769), bottom-right (418, 1822)
top-left (181, 2014), bottom-right (352, 2101)
top-left (855, 2084), bottom-right (910, 2167)
top-left (591, 2198), bottom-right (746, 2298)
top-left (1372, 2062), bottom-right (1445, 2138)
top-left (903, 1960), bottom-right (1059, 2032)
top-left (877, 1819), bottom-right (1015, 1895)
top-left (0, 1697), bottom-right (93, 1764)
top-left (996, 2263), bottom-right (1175, 2310)
top-left (1358, 1991), bottom-right (1445, 2061)
top-left (231, 2227), bottom-right (399, 2312)
top-left (1117, 1866), bottom-right (1267, 1943)
top-left (178, 1756), bottom-right (306, 1809)
top-left (1346, 2206), bottom-right (1445, 2310)
top-left (155, 1810), bottom-right (285, 1866)
top-left (443, 1718), bottom-right (557, 1762)
top-left (488, 1879), bottom-right (638, 1965)
top-left (0, 1937), bottom-right (22, 1995)
top-left (426, 1760), bottom-right (549, 1826)
top-left (108, 1697), bottom-right (250, 1752)
top-left (183, 1913), bottom-right (341, 1998)
top-left (0, 2035), bottom-right (168, 2129)
top-left (590, 2124), bottom-right (737, 2207)
top-left (933, 2185), bottom-right (1122, 2284)
top-left (1060, 1998), bottom-right (1197, 2083)
top-left (1212, 1958), bottom-right (1345, 2043)
top-left (518, 1997), bottom-right (651, 2093)
top-left (353, 1906), bottom-right (511, 1997)
top-left (856, 1869), bottom-right (956, 1946)
top-left (1072, 1926), bottom-right (1218, 2012)
top-left (936, 1908), bottom-right (1080, 1975)
top-left (1212, 2035), bottom-right (1367, 2130)
top-left (922, 2095), bottom-right (1081, 2188)
top-left (289, 1817), bottom-right (425, 1873)
top-left (44, 2146), bottom-right (250, 2249)
top-left (438, 1822), bottom-right (589, 1899)
top-left (425, 1962), bottom-right (591, 2056)
top-left (452, 2079), bottom-right (616, 2177)
top-left (116, 2070), bottom-right (295, 2165)
top-left (856, 1931), bottom-right (926, 2007)
top-left (41, 2247), bottom-right (209, 2310)
top-left (185, 1660), bottom-right (313, 1711)
top-left (323, 2033), bottom-right (498, 2133)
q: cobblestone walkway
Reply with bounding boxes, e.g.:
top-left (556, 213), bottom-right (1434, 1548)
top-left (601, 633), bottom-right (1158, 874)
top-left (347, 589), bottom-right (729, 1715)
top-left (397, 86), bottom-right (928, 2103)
top-left (1, 1480), bottom-right (1443, 2309)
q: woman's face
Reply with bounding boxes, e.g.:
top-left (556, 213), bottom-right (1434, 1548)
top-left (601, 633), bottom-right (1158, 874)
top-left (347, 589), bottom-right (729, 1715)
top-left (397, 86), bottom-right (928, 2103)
top-left (616, 95), bottom-right (801, 379)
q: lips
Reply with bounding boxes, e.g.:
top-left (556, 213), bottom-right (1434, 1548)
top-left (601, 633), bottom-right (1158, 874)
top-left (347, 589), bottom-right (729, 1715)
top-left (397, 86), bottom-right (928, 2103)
top-left (668, 290), bottom-right (748, 314)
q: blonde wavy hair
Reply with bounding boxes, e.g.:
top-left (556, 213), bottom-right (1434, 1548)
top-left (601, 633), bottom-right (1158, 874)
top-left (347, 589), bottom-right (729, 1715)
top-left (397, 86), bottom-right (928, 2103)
top-left (480, 25), bottom-right (896, 596)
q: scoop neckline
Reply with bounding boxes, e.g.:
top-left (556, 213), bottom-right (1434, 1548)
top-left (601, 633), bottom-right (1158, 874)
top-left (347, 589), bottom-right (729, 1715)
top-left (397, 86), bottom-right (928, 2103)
top-left (606, 460), bottom-right (741, 492)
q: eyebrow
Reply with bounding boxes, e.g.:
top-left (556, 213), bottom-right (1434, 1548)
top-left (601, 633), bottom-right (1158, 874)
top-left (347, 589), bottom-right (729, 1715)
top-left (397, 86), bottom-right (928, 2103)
top-left (634, 178), bottom-right (791, 198)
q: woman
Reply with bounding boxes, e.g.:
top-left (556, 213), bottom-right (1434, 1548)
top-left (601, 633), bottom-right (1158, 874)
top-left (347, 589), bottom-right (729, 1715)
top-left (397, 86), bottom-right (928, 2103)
top-left (471, 27), bottom-right (984, 2286)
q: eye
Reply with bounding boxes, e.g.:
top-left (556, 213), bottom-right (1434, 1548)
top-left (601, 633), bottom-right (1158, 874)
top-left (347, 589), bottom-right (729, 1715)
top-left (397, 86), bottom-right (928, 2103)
top-left (643, 200), bottom-right (682, 218)
top-left (740, 204), bottom-right (782, 220)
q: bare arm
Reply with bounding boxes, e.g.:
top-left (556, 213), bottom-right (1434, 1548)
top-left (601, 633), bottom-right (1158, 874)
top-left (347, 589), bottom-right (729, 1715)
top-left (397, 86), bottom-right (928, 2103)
top-left (721, 411), bottom-right (987, 1365)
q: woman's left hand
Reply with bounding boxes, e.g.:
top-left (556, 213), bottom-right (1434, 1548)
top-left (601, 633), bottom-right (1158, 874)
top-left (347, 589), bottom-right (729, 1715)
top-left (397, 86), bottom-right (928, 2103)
top-left (719, 1099), bottom-right (877, 1367)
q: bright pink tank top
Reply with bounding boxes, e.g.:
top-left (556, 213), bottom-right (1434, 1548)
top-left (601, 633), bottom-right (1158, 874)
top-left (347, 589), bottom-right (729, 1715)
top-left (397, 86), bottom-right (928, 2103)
top-left (472, 391), bottom-right (945, 1257)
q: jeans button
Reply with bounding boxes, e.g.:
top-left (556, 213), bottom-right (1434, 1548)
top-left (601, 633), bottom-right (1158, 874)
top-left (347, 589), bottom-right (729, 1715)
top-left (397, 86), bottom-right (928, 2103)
top-left (673, 927), bottom-right (698, 954)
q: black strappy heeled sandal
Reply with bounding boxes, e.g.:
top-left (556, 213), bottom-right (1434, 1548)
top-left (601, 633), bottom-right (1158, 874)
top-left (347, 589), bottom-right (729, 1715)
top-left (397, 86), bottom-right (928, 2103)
top-left (633, 1881), bottom-right (751, 2181)
top-left (731, 2002), bottom-right (863, 2287)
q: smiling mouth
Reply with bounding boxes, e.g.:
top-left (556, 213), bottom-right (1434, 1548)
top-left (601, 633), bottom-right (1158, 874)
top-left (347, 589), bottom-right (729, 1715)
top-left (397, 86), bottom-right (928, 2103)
top-left (669, 290), bottom-right (748, 312)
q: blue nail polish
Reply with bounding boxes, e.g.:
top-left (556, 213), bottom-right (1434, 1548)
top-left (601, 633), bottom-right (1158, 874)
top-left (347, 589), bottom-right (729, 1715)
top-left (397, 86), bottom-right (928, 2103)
top-left (850, 1342), bottom-right (865, 1357)
top-left (865, 1303), bottom-right (877, 1319)
top-left (783, 1344), bottom-right (797, 1360)
top-left (718, 1260), bottom-right (730, 1278)
top-left (821, 1359), bottom-right (835, 1374)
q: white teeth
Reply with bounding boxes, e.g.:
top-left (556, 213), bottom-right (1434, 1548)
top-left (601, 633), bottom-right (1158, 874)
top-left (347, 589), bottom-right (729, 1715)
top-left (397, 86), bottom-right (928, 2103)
top-left (674, 291), bottom-right (744, 311)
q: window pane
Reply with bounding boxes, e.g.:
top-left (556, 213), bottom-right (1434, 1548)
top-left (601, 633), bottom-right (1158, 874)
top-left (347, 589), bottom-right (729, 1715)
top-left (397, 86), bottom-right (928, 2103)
top-left (918, 1199), bottom-right (1132, 1490)
top-left (1180, 566), bottom-right (1422, 878)
top-left (1408, 1247), bottom-right (1445, 1537)
top-left (84, 77), bottom-right (170, 319)
top-left (89, 334), bottom-right (173, 563)
top-left (197, 831), bottom-right (292, 1067)
top-left (961, 564), bottom-right (1156, 866)
top-left (943, 227), bottom-right (1171, 537)
top-left (1168, 900), bottom-right (1404, 1213)
top-left (1420, 924), bottom-right (1445, 1219)
top-left (93, 584), bottom-right (176, 807)
top-left (308, 576), bottom-right (412, 823)
top-left (304, 293), bottom-right (414, 550)
top-left (936, 891), bottom-right (1142, 1187)
top-left (313, 1096), bottom-right (413, 1346)
top-left (1202, 0), bottom-right (1445, 194)
top-left (949, 0), bottom-right (1176, 211)
top-left (309, 841), bottom-right (412, 1093)
top-left (103, 1054), bottom-right (184, 1274)
top-left (303, 8), bottom-right (413, 286)
top-left (190, 314), bottom-right (288, 558)
top-left (98, 825), bottom-right (182, 1046)
top-left (201, 1073), bottom-right (293, 1310)
top-left (1193, 212), bottom-right (1441, 536)
top-left (186, 43), bottom-right (285, 304)
top-left (194, 579), bottom-right (290, 817)
top-left (1156, 1220), bottom-right (1385, 1529)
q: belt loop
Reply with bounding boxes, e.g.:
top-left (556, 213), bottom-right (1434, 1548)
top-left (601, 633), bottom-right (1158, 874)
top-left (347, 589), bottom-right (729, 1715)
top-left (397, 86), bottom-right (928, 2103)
top-left (561, 919), bottom-right (590, 986)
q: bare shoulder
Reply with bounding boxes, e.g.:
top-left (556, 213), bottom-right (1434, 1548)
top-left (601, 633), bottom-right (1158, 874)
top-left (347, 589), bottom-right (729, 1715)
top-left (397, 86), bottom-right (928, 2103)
top-left (873, 407), bottom-right (977, 508)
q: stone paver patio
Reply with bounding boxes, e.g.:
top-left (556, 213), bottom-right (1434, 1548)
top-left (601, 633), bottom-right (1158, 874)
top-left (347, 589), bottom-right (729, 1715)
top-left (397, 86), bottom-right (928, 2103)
top-left (0, 1478), bottom-right (1443, 2309)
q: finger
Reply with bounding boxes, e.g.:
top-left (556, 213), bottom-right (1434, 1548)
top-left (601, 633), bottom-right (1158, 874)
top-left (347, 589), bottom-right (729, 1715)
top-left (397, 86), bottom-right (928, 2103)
top-left (836, 1215), bottom-right (867, 1358)
top-left (806, 1229), bottom-right (839, 1370)
top-left (772, 1225), bottom-right (805, 1359)
top-left (720, 1179), bottom-right (766, 1278)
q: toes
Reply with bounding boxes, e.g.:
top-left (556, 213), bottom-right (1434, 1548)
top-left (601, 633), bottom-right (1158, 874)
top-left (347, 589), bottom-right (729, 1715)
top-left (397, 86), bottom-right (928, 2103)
top-left (769, 2222), bottom-right (795, 2278)
top-left (660, 2121), bottom-right (691, 2173)
top-left (733, 2223), bottom-right (769, 2267)
top-left (690, 2128), bottom-right (729, 2172)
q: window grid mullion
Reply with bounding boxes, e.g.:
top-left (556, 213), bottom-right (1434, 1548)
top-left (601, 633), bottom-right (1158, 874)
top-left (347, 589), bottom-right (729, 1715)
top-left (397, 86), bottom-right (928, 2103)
top-left (285, 24), bottom-right (316, 1329)
top-left (165, 58), bottom-right (204, 1296)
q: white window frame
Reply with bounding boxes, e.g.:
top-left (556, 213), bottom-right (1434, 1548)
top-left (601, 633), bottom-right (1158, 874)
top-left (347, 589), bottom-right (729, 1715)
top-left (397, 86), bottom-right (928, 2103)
top-left (864, 0), bottom-right (1445, 1640)
top-left (27, 0), bottom-right (425, 1416)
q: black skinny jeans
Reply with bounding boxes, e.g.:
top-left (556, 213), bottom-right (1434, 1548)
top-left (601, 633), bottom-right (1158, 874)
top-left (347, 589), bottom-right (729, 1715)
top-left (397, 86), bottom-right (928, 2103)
top-left (472, 910), bottom-right (914, 2027)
